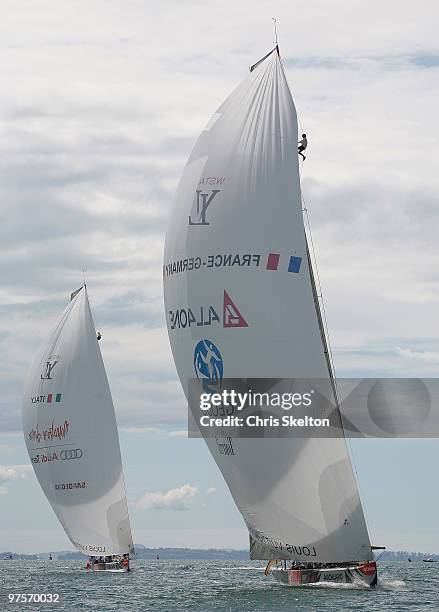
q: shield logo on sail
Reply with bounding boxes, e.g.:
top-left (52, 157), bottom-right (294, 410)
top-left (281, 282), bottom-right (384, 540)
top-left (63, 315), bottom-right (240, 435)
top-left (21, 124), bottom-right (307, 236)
top-left (193, 339), bottom-right (223, 393)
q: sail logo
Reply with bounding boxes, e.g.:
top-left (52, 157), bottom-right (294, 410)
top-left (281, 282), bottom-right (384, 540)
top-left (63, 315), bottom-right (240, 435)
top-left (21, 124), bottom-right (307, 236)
top-left (188, 189), bottom-right (220, 226)
top-left (30, 451), bottom-right (59, 464)
top-left (223, 290), bottom-right (248, 328)
top-left (60, 449), bottom-right (83, 460)
top-left (28, 420), bottom-right (70, 444)
top-left (358, 563), bottom-right (377, 576)
top-left (170, 305), bottom-right (219, 330)
top-left (31, 393), bottom-right (62, 404)
top-left (55, 481), bottom-right (86, 490)
top-left (198, 176), bottom-right (226, 186)
top-left (194, 339), bottom-right (223, 393)
top-left (30, 450), bottom-right (83, 464)
top-left (163, 252), bottom-right (302, 278)
top-left (41, 360), bottom-right (58, 380)
top-left (169, 290), bottom-right (248, 331)
top-left (317, 571), bottom-right (345, 582)
top-left (266, 252), bottom-right (302, 273)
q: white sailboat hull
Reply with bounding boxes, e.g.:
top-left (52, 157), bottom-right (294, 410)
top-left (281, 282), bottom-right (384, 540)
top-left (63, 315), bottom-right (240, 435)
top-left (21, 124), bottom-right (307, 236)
top-left (271, 561), bottom-right (377, 588)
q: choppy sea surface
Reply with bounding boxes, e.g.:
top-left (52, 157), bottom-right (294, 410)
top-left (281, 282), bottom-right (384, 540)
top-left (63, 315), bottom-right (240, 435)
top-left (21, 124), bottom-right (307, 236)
top-left (0, 559), bottom-right (437, 611)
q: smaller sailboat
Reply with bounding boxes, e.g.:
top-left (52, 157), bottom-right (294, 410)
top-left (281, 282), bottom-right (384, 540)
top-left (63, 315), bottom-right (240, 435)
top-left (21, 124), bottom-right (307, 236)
top-left (22, 286), bottom-right (134, 573)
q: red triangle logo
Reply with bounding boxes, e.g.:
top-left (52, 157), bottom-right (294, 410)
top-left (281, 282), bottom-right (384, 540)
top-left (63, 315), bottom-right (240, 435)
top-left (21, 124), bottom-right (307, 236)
top-left (223, 290), bottom-right (248, 328)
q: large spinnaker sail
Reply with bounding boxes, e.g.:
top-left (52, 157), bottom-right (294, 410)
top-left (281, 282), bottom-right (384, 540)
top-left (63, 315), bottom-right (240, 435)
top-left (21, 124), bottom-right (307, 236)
top-left (163, 48), bottom-right (373, 563)
top-left (22, 287), bottom-right (133, 556)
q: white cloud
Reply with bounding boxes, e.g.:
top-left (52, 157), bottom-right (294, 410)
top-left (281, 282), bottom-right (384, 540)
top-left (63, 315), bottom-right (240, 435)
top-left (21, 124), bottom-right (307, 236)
top-left (0, 443), bottom-right (16, 453)
top-left (1, 0), bottom-right (439, 436)
top-left (0, 464), bottom-right (31, 495)
top-left (0, 467), bottom-right (19, 481)
top-left (395, 347), bottom-right (439, 363)
top-left (136, 484), bottom-right (199, 511)
top-left (121, 426), bottom-right (164, 435)
top-left (206, 487), bottom-right (216, 495)
top-left (0, 0), bottom-right (438, 556)
top-left (122, 426), bottom-right (187, 437)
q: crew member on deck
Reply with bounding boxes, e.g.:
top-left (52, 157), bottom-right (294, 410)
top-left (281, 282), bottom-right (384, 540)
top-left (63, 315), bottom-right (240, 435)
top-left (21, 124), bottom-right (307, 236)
top-left (122, 554), bottom-right (130, 571)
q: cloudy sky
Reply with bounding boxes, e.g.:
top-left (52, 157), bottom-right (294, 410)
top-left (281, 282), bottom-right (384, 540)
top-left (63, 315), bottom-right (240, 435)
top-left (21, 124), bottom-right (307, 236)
top-left (1, 0), bottom-right (439, 554)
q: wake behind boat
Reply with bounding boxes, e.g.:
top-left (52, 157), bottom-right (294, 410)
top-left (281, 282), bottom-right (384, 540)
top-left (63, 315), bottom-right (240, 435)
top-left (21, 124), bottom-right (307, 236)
top-left (164, 45), bottom-right (381, 589)
top-left (22, 286), bottom-right (134, 573)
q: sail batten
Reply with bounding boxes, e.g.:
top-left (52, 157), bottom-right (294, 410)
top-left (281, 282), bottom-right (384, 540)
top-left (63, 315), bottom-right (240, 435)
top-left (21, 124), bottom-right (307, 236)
top-left (22, 287), bottom-right (133, 556)
top-left (164, 49), bottom-right (372, 563)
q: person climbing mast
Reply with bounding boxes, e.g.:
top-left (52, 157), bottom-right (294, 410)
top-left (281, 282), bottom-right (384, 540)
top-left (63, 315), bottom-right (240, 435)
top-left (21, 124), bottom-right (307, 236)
top-left (298, 133), bottom-right (307, 161)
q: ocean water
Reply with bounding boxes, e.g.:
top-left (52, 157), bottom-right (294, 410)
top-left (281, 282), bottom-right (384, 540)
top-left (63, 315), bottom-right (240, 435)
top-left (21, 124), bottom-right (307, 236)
top-left (0, 559), bottom-right (436, 611)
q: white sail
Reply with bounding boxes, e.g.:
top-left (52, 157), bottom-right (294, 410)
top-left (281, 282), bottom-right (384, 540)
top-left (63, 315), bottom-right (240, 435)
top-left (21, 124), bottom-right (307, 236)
top-left (22, 286), bottom-right (133, 556)
top-left (164, 48), bottom-right (373, 563)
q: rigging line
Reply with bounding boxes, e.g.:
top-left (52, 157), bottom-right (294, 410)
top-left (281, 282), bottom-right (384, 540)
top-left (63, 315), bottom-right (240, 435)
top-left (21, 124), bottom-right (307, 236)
top-left (306, 240), bottom-right (355, 518)
top-left (305, 213), bottom-right (336, 388)
top-left (294, 62), bottom-right (371, 542)
top-left (302, 198), bottom-right (338, 396)
top-left (89, 296), bottom-right (102, 336)
top-left (302, 196), bottom-right (338, 401)
top-left (295, 94), bottom-right (305, 138)
top-left (301, 192), bottom-right (373, 541)
top-left (302, 189), bottom-right (373, 535)
top-left (345, 429), bottom-right (374, 541)
top-left (85, 283), bottom-right (102, 336)
top-left (297, 111), bottom-right (305, 139)
top-left (81, 267), bottom-right (101, 332)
